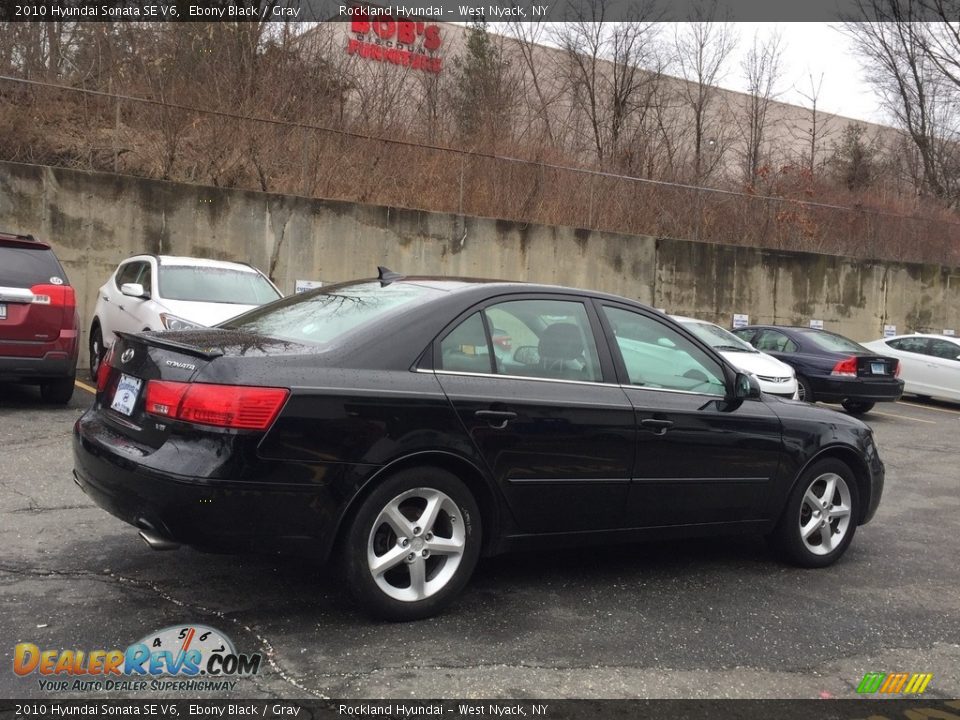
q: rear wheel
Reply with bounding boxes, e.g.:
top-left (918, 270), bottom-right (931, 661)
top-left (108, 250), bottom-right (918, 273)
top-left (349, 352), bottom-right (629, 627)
top-left (40, 376), bottom-right (75, 404)
top-left (89, 324), bottom-right (104, 381)
top-left (796, 375), bottom-right (815, 403)
top-left (343, 467), bottom-right (481, 621)
top-left (841, 399), bottom-right (875, 416)
top-left (774, 458), bottom-right (859, 568)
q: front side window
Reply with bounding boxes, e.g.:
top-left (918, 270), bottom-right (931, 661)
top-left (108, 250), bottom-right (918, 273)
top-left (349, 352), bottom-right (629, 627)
top-left (928, 339), bottom-right (960, 361)
top-left (603, 306), bottom-right (726, 395)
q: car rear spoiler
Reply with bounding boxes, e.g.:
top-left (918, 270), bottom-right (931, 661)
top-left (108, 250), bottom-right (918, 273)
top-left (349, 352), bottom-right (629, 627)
top-left (115, 331), bottom-right (225, 360)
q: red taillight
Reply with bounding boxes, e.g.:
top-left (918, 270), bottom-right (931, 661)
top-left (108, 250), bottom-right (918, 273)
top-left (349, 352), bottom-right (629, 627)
top-left (96, 346), bottom-right (115, 393)
top-left (831, 356), bottom-right (858, 377)
top-left (144, 380), bottom-right (189, 418)
top-left (30, 284), bottom-right (76, 309)
top-left (144, 381), bottom-right (289, 430)
top-left (894, 360), bottom-right (901, 377)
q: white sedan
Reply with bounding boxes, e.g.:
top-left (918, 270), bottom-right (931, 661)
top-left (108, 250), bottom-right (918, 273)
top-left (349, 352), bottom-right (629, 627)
top-left (862, 334), bottom-right (960, 403)
top-left (672, 316), bottom-right (799, 399)
top-left (89, 255), bottom-right (281, 379)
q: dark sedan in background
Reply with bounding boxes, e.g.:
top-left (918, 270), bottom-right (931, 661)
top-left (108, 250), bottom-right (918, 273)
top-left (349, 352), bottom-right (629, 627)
top-left (732, 325), bottom-right (903, 415)
top-left (74, 273), bottom-right (885, 620)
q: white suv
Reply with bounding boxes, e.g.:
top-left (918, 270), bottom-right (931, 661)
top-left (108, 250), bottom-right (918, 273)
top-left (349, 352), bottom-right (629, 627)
top-left (89, 255), bottom-right (281, 378)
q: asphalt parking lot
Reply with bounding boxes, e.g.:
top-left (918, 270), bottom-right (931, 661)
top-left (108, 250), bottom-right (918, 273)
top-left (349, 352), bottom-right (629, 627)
top-left (2, 380), bottom-right (959, 700)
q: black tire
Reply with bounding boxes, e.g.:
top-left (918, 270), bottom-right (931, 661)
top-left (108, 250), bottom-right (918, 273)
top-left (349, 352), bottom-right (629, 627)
top-left (796, 375), bottom-right (815, 403)
top-left (342, 466), bottom-right (482, 621)
top-left (89, 323), bottom-right (104, 382)
top-left (841, 399), bottom-right (875, 416)
top-left (773, 458), bottom-right (860, 568)
top-left (40, 376), bottom-right (75, 405)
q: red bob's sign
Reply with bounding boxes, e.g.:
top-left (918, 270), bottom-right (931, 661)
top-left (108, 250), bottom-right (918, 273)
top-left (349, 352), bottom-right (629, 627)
top-left (346, 10), bottom-right (443, 74)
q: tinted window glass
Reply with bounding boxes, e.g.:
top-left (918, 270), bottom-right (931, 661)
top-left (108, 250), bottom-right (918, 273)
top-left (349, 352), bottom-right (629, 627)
top-left (604, 306), bottom-right (726, 395)
top-left (888, 337), bottom-right (928, 354)
top-left (438, 313), bottom-right (493, 374)
top-left (159, 266), bottom-right (279, 304)
top-left (0, 245), bottom-right (66, 287)
top-left (754, 329), bottom-right (797, 353)
top-left (929, 339), bottom-right (960, 360)
top-left (485, 299), bottom-right (602, 382)
top-left (115, 262), bottom-right (143, 289)
top-left (224, 281), bottom-right (440, 345)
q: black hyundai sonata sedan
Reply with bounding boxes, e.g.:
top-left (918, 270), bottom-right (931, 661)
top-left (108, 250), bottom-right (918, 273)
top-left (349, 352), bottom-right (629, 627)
top-left (74, 272), bottom-right (885, 620)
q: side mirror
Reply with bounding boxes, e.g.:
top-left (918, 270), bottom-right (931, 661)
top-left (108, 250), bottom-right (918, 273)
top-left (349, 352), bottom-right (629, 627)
top-left (733, 372), bottom-right (762, 400)
top-left (121, 282), bottom-right (148, 299)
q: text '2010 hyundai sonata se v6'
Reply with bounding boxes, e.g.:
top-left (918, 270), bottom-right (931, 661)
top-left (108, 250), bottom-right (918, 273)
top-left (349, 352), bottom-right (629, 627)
top-left (74, 271), bottom-right (884, 621)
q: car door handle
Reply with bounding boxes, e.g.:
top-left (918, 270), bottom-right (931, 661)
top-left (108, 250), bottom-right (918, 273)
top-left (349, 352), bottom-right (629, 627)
top-left (474, 410), bottom-right (518, 429)
top-left (640, 418), bottom-right (674, 435)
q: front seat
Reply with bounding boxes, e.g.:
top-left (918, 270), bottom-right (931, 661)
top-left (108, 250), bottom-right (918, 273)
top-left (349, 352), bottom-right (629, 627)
top-left (538, 323), bottom-right (587, 380)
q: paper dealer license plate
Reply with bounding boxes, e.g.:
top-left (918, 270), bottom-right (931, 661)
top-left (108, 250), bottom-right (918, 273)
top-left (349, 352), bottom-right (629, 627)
top-left (110, 374), bottom-right (143, 416)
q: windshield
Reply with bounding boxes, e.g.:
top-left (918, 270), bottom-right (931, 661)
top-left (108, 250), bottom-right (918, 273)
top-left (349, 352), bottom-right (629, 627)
top-left (680, 320), bottom-right (757, 352)
top-left (796, 329), bottom-right (867, 353)
top-left (159, 266), bottom-right (280, 305)
top-left (221, 281), bottom-right (443, 345)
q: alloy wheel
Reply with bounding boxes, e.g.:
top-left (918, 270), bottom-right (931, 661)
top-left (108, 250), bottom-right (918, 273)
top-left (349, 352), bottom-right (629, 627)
top-left (798, 472), bottom-right (853, 555)
top-left (366, 487), bottom-right (466, 602)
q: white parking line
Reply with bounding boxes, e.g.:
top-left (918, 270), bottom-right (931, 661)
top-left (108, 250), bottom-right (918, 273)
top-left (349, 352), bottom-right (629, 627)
top-left (870, 410), bottom-right (937, 424)
top-left (897, 400), bottom-right (960, 416)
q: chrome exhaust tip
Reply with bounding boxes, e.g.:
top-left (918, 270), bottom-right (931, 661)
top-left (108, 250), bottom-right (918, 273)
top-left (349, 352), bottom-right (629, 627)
top-left (138, 529), bottom-right (180, 551)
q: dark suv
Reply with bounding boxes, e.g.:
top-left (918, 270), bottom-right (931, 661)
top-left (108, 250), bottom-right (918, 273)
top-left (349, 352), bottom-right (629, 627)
top-left (0, 232), bottom-right (79, 403)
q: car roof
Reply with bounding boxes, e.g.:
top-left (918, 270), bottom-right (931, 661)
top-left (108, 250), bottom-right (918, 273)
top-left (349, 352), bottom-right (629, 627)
top-left (123, 254), bottom-right (263, 273)
top-left (884, 333), bottom-right (960, 341)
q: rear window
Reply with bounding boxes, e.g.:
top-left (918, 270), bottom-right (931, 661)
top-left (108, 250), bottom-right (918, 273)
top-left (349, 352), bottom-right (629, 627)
top-left (221, 281), bottom-right (442, 345)
top-left (797, 329), bottom-right (866, 353)
top-left (159, 265), bottom-right (280, 305)
top-left (0, 244), bottom-right (67, 287)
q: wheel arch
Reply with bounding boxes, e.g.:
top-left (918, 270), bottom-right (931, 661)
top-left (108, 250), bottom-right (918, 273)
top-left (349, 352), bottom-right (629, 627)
top-left (331, 450), bottom-right (501, 562)
top-left (789, 445), bottom-right (873, 524)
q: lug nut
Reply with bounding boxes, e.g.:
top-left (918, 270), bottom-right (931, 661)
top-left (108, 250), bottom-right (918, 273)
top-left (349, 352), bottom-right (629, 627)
top-left (413, 526), bottom-right (422, 535)
top-left (400, 538), bottom-right (409, 548)
top-left (406, 553), bottom-right (415, 562)
top-left (422, 549), bottom-right (430, 558)
top-left (425, 532), bottom-right (433, 541)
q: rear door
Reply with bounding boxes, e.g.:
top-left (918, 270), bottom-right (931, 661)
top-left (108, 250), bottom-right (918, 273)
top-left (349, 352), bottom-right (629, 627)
top-left (925, 339), bottom-right (960, 401)
top-left (884, 337), bottom-right (934, 394)
top-left (431, 296), bottom-right (636, 534)
top-left (0, 237), bottom-right (72, 357)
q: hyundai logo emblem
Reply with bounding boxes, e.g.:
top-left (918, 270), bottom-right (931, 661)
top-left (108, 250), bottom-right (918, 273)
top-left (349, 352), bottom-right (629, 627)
top-left (120, 348), bottom-right (135, 364)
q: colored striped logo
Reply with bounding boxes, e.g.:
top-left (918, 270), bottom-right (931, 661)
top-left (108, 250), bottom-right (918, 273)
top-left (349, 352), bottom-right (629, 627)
top-left (857, 672), bottom-right (933, 694)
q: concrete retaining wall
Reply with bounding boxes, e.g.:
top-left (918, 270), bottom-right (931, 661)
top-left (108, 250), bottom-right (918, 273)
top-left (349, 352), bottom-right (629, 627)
top-left (2, 161), bottom-right (958, 369)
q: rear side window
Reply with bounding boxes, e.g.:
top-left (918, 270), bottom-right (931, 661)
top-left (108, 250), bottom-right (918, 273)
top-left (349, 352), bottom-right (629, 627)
top-left (0, 245), bottom-right (67, 287)
top-left (888, 337), bottom-right (928, 354)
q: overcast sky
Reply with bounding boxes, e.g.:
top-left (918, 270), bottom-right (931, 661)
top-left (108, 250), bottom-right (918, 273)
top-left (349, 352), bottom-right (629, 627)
top-left (723, 23), bottom-right (884, 126)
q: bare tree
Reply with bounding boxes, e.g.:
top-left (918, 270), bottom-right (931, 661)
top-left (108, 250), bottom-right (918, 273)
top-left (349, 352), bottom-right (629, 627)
top-left (672, 3), bottom-right (738, 181)
top-left (737, 30), bottom-right (784, 184)
top-left (843, 3), bottom-right (960, 201)
top-left (550, 0), bottom-right (664, 169)
top-left (792, 72), bottom-right (836, 174)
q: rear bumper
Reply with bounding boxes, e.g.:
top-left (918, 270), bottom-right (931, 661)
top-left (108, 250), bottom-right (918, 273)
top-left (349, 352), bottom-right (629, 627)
top-left (811, 376), bottom-right (904, 403)
top-left (72, 411), bottom-right (344, 558)
top-left (0, 351), bottom-right (76, 381)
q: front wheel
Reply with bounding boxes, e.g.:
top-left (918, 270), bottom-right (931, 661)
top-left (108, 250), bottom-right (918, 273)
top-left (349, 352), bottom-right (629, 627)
top-left (773, 458), bottom-right (860, 568)
top-left (342, 467), bottom-right (481, 621)
top-left (841, 399), bottom-right (875, 416)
